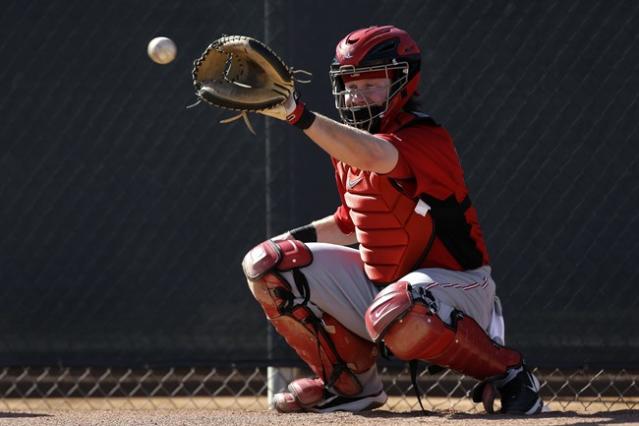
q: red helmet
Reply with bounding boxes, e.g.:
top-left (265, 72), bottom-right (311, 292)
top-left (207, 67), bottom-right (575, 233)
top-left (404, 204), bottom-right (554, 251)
top-left (330, 25), bottom-right (421, 133)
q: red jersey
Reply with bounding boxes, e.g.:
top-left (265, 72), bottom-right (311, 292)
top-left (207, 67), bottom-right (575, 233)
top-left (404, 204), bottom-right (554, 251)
top-left (333, 112), bottom-right (490, 281)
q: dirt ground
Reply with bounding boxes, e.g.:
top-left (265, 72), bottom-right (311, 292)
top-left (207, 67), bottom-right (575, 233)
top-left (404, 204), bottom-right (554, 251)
top-left (1, 408), bottom-right (638, 426)
top-left (0, 398), bottom-right (637, 425)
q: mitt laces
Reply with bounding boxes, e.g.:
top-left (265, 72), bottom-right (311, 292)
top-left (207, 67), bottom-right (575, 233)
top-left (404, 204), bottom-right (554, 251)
top-left (222, 52), bottom-right (252, 88)
top-left (291, 69), bottom-right (313, 83)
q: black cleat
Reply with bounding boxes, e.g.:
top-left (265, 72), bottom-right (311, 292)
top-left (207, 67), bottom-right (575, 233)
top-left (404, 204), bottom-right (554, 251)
top-left (472, 366), bottom-right (544, 415)
top-left (497, 366), bottom-right (544, 415)
top-left (311, 389), bottom-right (388, 413)
top-left (272, 377), bottom-right (387, 413)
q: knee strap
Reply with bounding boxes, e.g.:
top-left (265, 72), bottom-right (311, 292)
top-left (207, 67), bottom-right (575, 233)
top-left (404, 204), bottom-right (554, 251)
top-left (365, 281), bottom-right (522, 380)
top-left (243, 239), bottom-right (377, 396)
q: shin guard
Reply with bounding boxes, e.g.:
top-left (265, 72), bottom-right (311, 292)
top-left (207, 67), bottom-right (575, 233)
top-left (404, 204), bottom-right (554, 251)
top-left (365, 281), bottom-right (521, 380)
top-left (243, 240), bottom-right (377, 395)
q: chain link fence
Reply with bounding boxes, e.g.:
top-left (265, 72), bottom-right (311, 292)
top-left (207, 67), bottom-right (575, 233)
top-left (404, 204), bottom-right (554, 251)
top-left (0, 366), bottom-right (637, 412)
top-left (1, 0), bottom-right (638, 413)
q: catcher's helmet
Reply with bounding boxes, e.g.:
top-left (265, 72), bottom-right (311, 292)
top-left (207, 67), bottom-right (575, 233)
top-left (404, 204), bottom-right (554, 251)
top-left (330, 25), bottom-right (421, 133)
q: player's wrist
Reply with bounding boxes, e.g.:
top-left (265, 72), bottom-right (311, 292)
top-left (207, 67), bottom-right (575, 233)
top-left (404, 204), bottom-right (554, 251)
top-left (286, 93), bottom-right (316, 130)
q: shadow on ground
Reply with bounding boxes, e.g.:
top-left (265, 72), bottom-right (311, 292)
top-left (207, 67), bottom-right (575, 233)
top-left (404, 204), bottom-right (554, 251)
top-left (0, 412), bottom-right (52, 418)
top-left (357, 408), bottom-right (639, 425)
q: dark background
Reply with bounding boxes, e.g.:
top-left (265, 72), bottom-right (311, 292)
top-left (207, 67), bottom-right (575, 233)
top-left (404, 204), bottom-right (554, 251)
top-left (0, 0), bottom-right (637, 368)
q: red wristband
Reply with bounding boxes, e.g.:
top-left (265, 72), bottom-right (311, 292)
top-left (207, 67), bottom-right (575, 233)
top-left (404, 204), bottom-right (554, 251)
top-left (286, 101), bottom-right (316, 129)
top-left (286, 101), bottom-right (307, 125)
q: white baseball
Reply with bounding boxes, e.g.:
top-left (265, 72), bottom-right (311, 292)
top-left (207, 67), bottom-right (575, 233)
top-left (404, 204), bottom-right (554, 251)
top-left (147, 37), bottom-right (177, 64)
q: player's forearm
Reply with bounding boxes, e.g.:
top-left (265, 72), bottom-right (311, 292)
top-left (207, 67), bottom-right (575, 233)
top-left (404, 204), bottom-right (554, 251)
top-left (312, 215), bottom-right (357, 246)
top-left (303, 113), bottom-right (398, 174)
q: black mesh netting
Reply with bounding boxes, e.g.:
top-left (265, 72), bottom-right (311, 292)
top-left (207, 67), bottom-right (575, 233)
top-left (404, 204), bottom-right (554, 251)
top-left (0, 0), bottom-right (637, 368)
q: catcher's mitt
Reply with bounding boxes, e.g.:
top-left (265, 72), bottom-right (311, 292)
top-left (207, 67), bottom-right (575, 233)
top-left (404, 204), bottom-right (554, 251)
top-left (191, 35), bottom-right (311, 134)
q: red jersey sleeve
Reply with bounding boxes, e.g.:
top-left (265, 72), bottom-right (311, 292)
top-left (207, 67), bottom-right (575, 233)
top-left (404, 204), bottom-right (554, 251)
top-left (376, 124), bottom-right (465, 201)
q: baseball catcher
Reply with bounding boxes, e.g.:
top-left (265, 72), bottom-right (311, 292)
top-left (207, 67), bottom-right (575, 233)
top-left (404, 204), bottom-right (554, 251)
top-left (196, 27), bottom-right (544, 415)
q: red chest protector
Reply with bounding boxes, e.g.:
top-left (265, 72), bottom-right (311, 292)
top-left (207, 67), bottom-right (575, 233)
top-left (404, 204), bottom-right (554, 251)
top-left (336, 112), bottom-right (488, 284)
top-left (341, 167), bottom-right (434, 285)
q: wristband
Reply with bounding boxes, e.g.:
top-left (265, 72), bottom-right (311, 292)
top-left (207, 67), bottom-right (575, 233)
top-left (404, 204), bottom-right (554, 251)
top-left (289, 224), bottom-right (317, 243)
top-left (286, 101), bottom-right (316, 130)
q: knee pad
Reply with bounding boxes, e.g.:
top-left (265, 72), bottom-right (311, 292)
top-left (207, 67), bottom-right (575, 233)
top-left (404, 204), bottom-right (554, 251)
top-left (243, 239), bottom-right (377, 395)
top-left (242, 239), bottom-right (313, 318)
top-left (365, 281), bottom-right (522, 380)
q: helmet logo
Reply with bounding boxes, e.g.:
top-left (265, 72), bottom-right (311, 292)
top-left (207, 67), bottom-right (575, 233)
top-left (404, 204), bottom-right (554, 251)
top-left (344, 51), bottom-right (353, 59)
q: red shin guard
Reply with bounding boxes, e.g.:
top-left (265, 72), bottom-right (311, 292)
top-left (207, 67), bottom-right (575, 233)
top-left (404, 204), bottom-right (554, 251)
top-left (270, 310), bottom-right (377, 395)
top-left (366, 281), bottom-right (521, 380)
top-left (243, 240), bottom-right (377, 396)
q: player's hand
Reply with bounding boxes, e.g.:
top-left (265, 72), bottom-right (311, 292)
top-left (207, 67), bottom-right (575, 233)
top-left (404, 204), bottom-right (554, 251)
top-left (258, 93), bottom-right (297, 121)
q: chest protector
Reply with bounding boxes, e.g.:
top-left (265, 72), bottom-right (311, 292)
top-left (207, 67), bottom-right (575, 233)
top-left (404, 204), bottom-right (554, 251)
top-left (343, 168), bottom-right (434, 285)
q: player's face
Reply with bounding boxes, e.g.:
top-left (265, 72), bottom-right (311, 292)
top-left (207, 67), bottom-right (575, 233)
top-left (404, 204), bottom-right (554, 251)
top-left (343, 77), bottom-right (391, 108)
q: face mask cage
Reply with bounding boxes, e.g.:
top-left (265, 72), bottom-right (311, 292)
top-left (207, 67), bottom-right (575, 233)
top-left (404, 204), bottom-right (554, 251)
top-left (329, 61), bottom-right (410, 132)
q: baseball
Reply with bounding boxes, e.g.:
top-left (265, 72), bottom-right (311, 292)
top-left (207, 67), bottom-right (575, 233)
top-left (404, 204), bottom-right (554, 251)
top-left (147, 36), bottom-right (177, 64)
